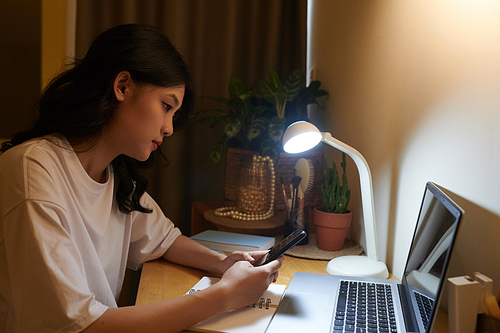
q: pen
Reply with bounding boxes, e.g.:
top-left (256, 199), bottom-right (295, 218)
top-left (291, 175), bottom-right (301, 212)
top-left (280, 177), bottom-right (288, 204)
top-left (280, 177), bottom-right (290, 217)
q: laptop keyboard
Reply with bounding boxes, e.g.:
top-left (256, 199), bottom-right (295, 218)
top-left (333, 280), bottom-right (398, 333)
top-left (414, 291), bottom-right (434, 329)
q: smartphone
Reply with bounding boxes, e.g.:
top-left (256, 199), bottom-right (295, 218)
top-left (253, 230), bottom-right (307, 266)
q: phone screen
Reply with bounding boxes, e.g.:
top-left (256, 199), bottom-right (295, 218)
top-left (253, 230), bottom-right (306, 266)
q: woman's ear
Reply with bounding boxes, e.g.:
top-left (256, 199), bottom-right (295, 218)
top-left (113, 71), bottom-right (132, 102)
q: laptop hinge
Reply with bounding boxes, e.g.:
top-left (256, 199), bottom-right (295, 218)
top-left (398, 284), bottom-right (417, 332)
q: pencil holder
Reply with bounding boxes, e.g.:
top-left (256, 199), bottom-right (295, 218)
top-left (284, 204), bottom-right (309, 245)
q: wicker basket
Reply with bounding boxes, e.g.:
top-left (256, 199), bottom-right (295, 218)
top-left (225, 148), bottom-right (324, 211)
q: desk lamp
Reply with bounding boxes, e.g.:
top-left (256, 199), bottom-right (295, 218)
top-left (282, 121), bottom-right (389, 279)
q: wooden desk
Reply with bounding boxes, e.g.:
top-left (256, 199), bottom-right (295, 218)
top-left (136, 255), bottom-right (330, 306)
top-left (136, 256), bottom-right (448, 332)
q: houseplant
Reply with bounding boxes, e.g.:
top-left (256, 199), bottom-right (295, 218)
top-left (190, 68), bottom-right (328, 165)
top-left (314, 153), bottom-right (352, 251)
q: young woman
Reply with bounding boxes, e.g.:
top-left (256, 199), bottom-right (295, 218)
top-left (0, 24), bottom-right (283, 333)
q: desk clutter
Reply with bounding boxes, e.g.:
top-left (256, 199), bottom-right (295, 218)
top-left (448, 272), bottom-right (500, 333)
top-left (213, 150), bottom-right (321, 223)
top-left (195, 148), bottom-right (364, 260)
top-left (191, 228), bottom-right (363, 261)
top-left (224, 148), bottom-right (323, 213)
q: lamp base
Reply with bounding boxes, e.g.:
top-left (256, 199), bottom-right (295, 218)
top-left (326, 255), bottom-right (389, 279)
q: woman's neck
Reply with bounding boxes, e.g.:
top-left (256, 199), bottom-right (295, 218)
top-left (71, 141), bottom-right (115, 183)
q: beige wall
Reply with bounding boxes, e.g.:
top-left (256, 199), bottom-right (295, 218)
top-left (308, 0), bottom-right (500, 292)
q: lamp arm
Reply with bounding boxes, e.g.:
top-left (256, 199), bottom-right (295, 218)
top-left (321, 132), bottom-right (379, 262)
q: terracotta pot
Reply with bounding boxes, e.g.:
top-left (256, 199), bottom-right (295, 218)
top-left (313, 208), bottom-right (352, 251)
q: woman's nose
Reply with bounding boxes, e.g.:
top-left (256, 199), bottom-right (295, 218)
top-left (162, 115), bottom-right (174, 137)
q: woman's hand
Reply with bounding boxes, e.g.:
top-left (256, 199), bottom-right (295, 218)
top-left (217, 251), bottom-right (263, 273)
top-left (218, 251), bottom-right (282, 281)
top-left (216, 256), bottom-right (284, 311)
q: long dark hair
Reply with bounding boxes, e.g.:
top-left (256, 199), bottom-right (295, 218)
top-left (1, 24), bottom-right (195, 214)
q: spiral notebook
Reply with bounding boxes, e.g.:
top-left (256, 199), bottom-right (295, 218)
top-left (186, 276), bottom-right (286, 333)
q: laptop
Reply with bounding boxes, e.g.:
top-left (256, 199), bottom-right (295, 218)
top-left (266, 181), bottom-right (463, 333)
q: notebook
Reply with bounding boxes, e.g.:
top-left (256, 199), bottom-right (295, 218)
top-left (190, 230), bottom-right (275, 253)
top-left (266, 181), bottom-right (463, 333)
top-left (187, 276), bottom-right (286, 333)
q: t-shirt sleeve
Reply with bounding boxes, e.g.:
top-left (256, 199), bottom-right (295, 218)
top-left (2, 200), bottom-right (108, 333)
top-left (127, 193), bottom-right (182, 270)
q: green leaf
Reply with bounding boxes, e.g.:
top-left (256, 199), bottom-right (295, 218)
top-left (228, 76), bottom-right (247, 99)
top-left (256, 70), bottom-right (289, 118)
top-left (257, 80), bottom-right (286, 118)
top-left (224, 119), bottom-right (241, 138)
top-left (268, 68), bottom-right (283, 91)
top-left (195, 68), bottom-right (329, 165)
top-left (209, 140), bottom-right (226, 164)
top-left (298, 81), bottom-right (329, 105)
top-left (247, 118), bottom-right (267, 141)
top-left (252, 104), bottom-right (268, 117)
top-left (257, 79), bottom-right (282, 103)
top-left (268, 117), bottom-right (286, 142)
top-left (283, 70), bottom-right (303, 101)
top-left (260, 139), bottom-right (279, 165)
top-left (307, 80), bottom-right (321, 91)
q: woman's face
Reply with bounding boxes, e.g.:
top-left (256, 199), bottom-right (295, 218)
top-left (109, 74), bottom-right (185, 161)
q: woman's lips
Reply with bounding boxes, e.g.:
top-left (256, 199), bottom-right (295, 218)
top-left (152, 141), bottom-right (162, 150)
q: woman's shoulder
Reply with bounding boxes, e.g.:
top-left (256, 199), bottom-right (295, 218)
top-left (0, 136), bottom-right (68, 212)
top-left (2, 135), bottom-right (70, 162)
top-left (0, 135), bottom-right (77, 185)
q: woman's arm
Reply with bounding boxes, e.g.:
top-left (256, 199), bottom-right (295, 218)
top-left (161, 235), bottom-right (268, 275)
top-left (161, 235), bottom-right (228, 274)
top-left (83, 255), bottom-right (283, 333)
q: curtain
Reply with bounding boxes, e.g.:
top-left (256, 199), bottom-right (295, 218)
top-left (76, 0), bottom-right (307, 235)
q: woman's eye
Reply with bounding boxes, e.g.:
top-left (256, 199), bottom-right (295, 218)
top-left (163, 102), bottom-right (172, 112)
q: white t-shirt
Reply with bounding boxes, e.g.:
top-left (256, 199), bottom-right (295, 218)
top-left (0, 136), bottom-right (181, 332)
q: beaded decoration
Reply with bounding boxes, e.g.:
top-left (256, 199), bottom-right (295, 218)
top-left (214, 155), bottom-right (275, 221)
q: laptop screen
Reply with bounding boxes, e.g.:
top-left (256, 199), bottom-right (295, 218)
top-left (401, 182), bottom-right (463, 332)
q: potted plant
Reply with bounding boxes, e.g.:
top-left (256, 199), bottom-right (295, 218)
top-left (190, 68), bottom-right (328, 165)
top-left (314, 153), bottom-right (352, 251)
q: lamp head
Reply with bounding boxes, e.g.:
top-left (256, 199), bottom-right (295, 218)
top-left (282, 121), bottom-right (322, 153)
